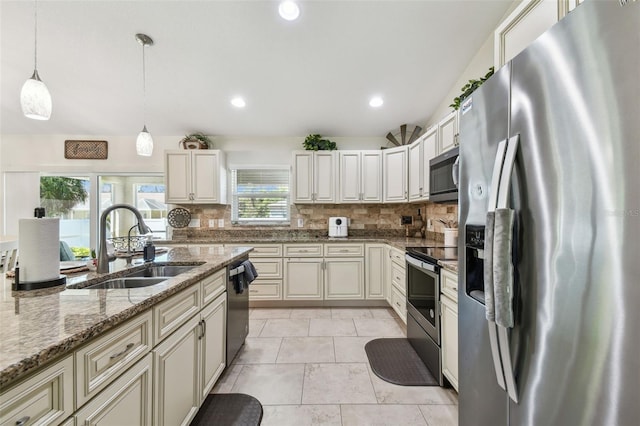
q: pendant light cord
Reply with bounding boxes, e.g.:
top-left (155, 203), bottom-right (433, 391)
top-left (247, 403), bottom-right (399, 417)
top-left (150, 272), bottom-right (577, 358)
top-left (141, 41), bottom-right (147, 127)
top-left (33, 0), bottom-right (38, 71)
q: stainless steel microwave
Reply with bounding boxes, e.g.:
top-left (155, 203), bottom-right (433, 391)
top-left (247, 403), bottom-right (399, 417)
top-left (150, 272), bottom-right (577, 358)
top-left (429, 146), bottom-right (459, 202)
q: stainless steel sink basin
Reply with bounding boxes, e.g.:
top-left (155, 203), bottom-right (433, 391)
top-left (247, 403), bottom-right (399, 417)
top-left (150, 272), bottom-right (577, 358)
top-left (124, 265), bottom-right (197, 278)
top-left (84, 277), bottom-right (168, 289)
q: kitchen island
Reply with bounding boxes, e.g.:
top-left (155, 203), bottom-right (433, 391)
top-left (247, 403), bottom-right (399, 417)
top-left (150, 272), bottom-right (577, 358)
top-left (0, 245), bottom-right (251, 389)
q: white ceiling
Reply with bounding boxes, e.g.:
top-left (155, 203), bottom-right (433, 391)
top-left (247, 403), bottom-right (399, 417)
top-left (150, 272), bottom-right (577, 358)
top-left (0, 0), bottom-right (512, 138)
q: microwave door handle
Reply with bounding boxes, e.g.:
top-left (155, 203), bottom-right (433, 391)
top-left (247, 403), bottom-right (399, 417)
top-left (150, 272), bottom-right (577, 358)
top-left (452, 156), bottom-right (460, 188)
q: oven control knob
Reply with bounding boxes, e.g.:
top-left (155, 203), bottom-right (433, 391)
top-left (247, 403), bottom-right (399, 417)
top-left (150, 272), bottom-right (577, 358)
top-left (430, 309), bottom-right (435, 319)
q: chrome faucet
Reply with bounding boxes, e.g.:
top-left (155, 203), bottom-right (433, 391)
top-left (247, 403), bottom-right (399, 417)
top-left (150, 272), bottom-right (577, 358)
top-left (97, 204), bottom-right (152, 273)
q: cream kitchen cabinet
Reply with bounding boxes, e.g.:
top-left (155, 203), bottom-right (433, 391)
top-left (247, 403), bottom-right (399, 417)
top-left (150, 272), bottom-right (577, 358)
top-left (437, 111), bottom-right (458, 154)
top-left (153, 285), bottom-right (227, 426)
top-left (408, 126), bottom-right (438, 202)
top-left (292, 151), bottom-right (337, 203)
top-left (383, 145), bottom-right (408, 203)
top-left (324, 244), bottom-right (365, 300)
top-left (338, 151), bottom-right (383, 203)
top-left (365, 244), bottom-right (385, 300)
top-left (0, 355), bottom-right (74, 426)
top-left (388, 246), bottom-right (407, 324)
top-left (74, 353), bottom-right (153, 426)
top-left (226, 243), bottom-right (283, 301)
top-left (440, 267), bottom-right (459, 391)
top-left (494, 0), bottom-right (561, 70)
top-left (165, 150), bottom-right (227, 204)
top-left (283, 257), bottom-right (324, 300)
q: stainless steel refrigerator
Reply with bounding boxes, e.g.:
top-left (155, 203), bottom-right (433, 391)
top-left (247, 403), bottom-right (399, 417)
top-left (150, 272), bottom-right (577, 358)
top-left (458, 1), bottom-right (640, 425)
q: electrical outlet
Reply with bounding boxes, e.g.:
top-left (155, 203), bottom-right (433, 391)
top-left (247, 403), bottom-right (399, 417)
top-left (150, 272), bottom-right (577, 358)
top-left (297, 218), bottom-right (304, 228)
top-left (218, 219), bottom-right (224, 228)
top-left (208, 219), bottom-right (216, 228)
top-left (401, 215), bottom-right (413, 225)
top-left (427, 219), bottom-right (433, 230)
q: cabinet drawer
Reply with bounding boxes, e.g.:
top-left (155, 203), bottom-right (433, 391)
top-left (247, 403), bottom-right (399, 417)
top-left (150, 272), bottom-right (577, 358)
top-left (390, 285), bottom-right (407, 324)
top-left (389, 247), bottom-right (405, 266)
top-left (226, 243), bottom-right (283, 257)
top-left (251, 258), bottom-right (283, 279)
top-left (248, 280), bottom-right (282, 300)
top-left (0, 355), bottom-right (73, 426)
top-left (284, 244), bottom-right (323, 257)
top-left (74, 353), bottom-right (153, 426)
top-left (391, 262), bottom-right (406, 296)
top-left (324, 243), bottom-right (364, 257)
top-left (441, 268), bottom-right (459, 302)
top-left (201, 269), bottom-right (226, 307)
top-left (75, 311), bottom-right (152, 407)
top-left (154, 285), bottom-right (201, 344)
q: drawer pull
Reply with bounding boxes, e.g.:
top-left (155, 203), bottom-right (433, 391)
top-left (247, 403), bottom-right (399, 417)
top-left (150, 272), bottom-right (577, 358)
top-left (110, 343), bottom-right (135, 361)
top-left (395, 302), bottom-right (401, 308)
top-left (300, 249), bottom-right (308, 252)
top-left (249, 289), bottom-right (258, 293)
top-left (452, 287), bottom-right (458, 291)
top-left (16, 416), bottom-right (30, 426)
top-left (340, 249), bottom-right (349, 252)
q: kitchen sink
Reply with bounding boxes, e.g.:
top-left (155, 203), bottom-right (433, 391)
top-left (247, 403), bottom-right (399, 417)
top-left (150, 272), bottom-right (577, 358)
top-left (124, 265), bottom-right (198, 278)
top-left (84, 277), bottom-right (168, 290)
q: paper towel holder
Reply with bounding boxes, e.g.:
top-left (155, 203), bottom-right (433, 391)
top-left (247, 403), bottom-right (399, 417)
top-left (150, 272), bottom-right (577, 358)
top-left (12, 267), bottom-right (66, 291)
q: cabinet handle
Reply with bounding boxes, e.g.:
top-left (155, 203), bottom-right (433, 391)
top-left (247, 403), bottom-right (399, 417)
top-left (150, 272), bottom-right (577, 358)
top-left (110, 343), bottom-right (135, 361)
top-left (15, 417), bottom-right (30, 426)
top-left (249, 289), bottom-right (258, 293)
top-left (202, 319), bottom-right (207, 338)
top-left (340, 249), bottom-right (349, 253)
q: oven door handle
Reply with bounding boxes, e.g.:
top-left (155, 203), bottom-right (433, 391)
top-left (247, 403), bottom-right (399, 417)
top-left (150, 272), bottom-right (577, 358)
top-left (405, 255), bottom-right (436, 272)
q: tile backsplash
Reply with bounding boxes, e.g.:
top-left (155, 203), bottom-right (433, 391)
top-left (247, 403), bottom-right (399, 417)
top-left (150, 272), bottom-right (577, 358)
top-left (170, 202), bottom-right (458, 241)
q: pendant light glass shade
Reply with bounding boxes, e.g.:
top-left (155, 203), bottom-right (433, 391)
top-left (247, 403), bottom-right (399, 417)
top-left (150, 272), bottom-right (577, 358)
top-left (20, 70), bottom-right (52, 120)
top-left (136, 125), bottom-right (154, 156)
top-left (22, 0), bottom-right (52, 120)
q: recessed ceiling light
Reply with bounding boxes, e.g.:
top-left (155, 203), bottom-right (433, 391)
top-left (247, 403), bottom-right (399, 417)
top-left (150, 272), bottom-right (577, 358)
top-left (279, 1), bottom-right (300, 21)
top-left (231, 97), bottom-right (246, 108)
top-left (369, 96), bottom-right (384, 108)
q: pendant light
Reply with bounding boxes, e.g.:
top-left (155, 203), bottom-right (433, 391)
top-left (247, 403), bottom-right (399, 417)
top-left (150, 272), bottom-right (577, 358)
top-left (20, 0), bottom-right (52, 120)
top-left (135, 33), bottom-right (154, 157)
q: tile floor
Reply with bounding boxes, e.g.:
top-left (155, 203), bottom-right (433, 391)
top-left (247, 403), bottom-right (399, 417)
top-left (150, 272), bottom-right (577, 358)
top-left (212, 307), bottom-right (459, 426)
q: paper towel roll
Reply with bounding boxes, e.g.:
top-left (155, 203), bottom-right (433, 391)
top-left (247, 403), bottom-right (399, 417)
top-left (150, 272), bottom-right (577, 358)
top-left (18, 218), bottom-right (60, 282)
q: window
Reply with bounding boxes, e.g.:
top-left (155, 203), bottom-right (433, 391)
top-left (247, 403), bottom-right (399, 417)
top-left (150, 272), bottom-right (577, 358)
top-left (231, 168), bottom-right (290, 224)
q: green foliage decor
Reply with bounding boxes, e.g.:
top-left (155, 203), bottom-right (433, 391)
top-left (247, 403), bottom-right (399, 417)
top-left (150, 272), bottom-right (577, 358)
top-left (449, 67), bottom-right (494, 110)
top-left (180, 132), bottom-right (213, 149)
top-left (303, 134), bottom-right (337, 151)
top-left (40, 176), bottom-right (88, 217)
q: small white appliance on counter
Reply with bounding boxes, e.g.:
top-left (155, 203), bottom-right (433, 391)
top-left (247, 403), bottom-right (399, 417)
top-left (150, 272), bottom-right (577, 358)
top-left (328, 217), bottom-right (348, 237)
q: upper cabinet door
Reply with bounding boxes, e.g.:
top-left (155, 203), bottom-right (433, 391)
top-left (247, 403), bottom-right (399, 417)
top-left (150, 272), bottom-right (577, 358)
top-left (192, 151), bottom-right (220, 203)
top-left (339, 151), bottom-right (361, 203)
top-left (360, 151), bottom-right (382, 203)
top-left (421, 127), bottom-right (438, 199)
top-left (165, 151), bottom-right (192, 203)
top-left (494, 0), bottom-right (560, 70)
top-left (313, 152), bottom-right (336, 203)
top-left (292, 152), bottom-right (314, 203)
top-left (383, 146), bottom-right (408, 203)
top-left (408, 139), bottom-right (422, 201)
top-left (438, 111), bottom-right (458, 154)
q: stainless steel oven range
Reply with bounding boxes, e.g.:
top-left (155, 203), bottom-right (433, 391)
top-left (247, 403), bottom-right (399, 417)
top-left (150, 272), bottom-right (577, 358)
top-left (405, 246), bottom-right (457, 386)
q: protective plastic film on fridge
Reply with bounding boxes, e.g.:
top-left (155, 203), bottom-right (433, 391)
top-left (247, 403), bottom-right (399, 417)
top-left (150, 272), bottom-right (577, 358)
top-left (458, 1), bottom-right (640, 425)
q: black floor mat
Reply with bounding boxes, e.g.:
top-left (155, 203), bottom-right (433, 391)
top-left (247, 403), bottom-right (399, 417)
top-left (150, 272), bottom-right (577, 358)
top-left (190, 393), bottom-right (263, 426)
top-left (365, 338), bottom-right (438, 386)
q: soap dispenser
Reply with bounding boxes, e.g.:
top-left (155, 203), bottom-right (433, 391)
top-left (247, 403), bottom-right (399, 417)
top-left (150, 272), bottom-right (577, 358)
top-left (143, 235), bottom-right (155, 262)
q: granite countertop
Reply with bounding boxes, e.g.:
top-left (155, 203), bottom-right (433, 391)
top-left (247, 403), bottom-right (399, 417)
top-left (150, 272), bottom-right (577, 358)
top-left (0, 246), bottom-right (252, 389)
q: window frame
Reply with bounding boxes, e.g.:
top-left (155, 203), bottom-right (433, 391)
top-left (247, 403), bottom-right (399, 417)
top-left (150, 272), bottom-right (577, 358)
top-left (230, 166), bottom-right (291, 226)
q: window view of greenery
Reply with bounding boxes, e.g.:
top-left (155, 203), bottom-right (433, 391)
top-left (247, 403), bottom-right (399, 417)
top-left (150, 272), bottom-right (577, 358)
top-left (40, 176), bottom-right (91, 258)
top-left (232, 169), bottom-right (290, 224)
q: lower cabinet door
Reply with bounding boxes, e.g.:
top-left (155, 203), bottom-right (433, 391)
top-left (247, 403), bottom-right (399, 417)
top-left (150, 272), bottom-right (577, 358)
top-left (324, 258), bottom-right (364, 300)
top-left (75, 353), bottom-right (153, 425)
top-left (200, 293), bottom-right (226, 402)
top-left (441, 294), bottom-right (459, 391)
top-left (284, 258), bottom-right (323, 300)
top-left (153, 315), bottom-right (201, 426)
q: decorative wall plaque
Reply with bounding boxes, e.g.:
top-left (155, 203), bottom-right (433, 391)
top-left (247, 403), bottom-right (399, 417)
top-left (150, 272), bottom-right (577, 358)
top-left (64, 140), bottom-right (108, 159)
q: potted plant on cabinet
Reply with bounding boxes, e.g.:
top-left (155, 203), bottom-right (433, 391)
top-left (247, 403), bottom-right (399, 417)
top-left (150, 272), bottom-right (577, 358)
top-left (302, 134), bottom-right (337, 151)
top-left (179, 133), bottom-right (213, 149)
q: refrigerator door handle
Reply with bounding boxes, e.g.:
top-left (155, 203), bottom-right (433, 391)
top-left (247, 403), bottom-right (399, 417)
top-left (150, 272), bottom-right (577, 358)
top-left (497, 134), bottom-right (519, 209)
top-left (484, 139), bottom-right (508, 391)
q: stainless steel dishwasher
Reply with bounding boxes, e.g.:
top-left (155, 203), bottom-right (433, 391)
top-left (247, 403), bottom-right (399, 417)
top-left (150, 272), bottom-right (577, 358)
top-left (227, 257), bottom-right (249, 365)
